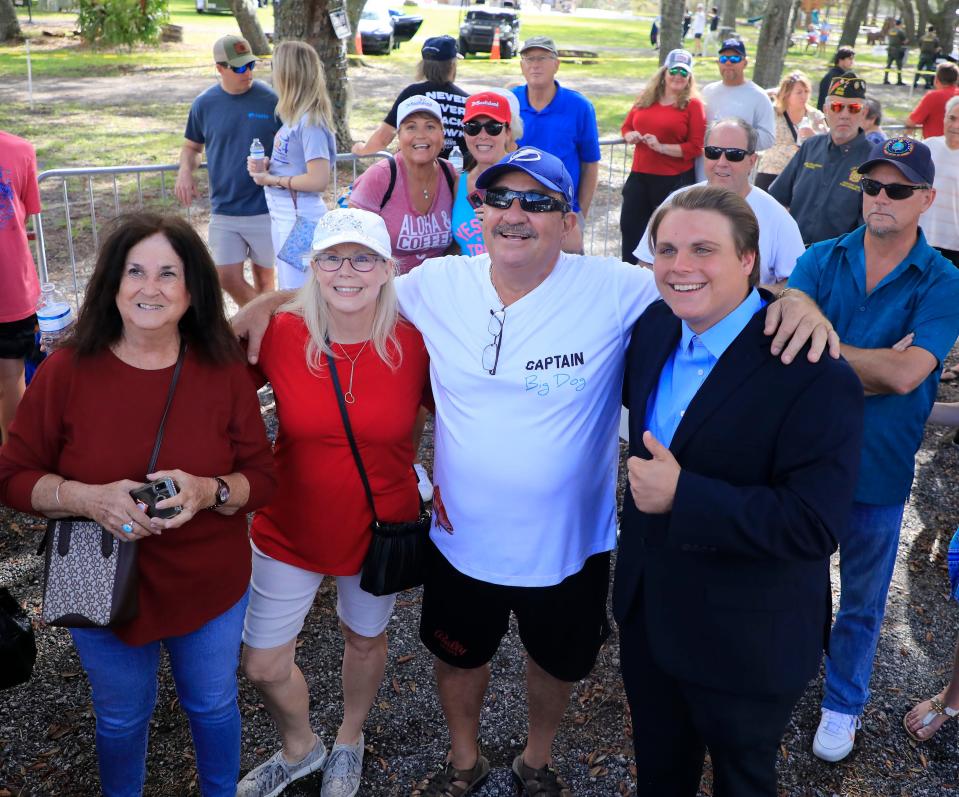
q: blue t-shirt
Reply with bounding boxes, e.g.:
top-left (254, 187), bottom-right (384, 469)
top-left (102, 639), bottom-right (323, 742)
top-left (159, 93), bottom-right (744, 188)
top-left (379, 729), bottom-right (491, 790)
top-left (512, 82), bottom-right (601, 213)
top-left (451, 173), bottom-right (485, 256)
top-left (184, 81), bottom-right (281, 216)
top-left (789, 226), bottom-right (959, 505)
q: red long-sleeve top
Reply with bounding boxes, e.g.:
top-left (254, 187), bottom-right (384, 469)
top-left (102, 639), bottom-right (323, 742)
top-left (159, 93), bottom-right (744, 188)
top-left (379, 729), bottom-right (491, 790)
top-left (249, 313), bottom-right (430, 576)
top-left (621, 98), bottom-right (706, 175)
top-left (0, 348), bottom-right (276, 646)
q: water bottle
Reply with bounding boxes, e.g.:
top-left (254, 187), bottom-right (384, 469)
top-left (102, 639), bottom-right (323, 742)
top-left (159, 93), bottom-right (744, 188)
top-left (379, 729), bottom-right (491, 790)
top-left (449, 144), bottom-right (464, 174)
top-left (249, 138), bottom-right (266, 173)
top-left (36, 282), bottom-right (74, 352)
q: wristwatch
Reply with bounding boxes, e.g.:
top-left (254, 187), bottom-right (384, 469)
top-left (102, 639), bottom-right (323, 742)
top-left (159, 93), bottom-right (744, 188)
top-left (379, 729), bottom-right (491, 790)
top-left (212, 476), bottom-right (230, 509)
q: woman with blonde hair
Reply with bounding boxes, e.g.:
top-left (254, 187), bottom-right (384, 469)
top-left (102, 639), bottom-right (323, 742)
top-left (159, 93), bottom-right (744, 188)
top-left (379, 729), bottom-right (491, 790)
top-left (248, 40), bottom-right (336, 290)
top-left (619, 48), bottom-right (705, 263)
top-left (236, 208), bottom-right (430, 797)
top-left (756, 71), bottom-right (827, 191)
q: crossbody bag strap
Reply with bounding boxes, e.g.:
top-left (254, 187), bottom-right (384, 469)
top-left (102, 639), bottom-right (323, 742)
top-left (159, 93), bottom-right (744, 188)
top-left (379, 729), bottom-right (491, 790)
top-left (783, 110), bottom-right (799, 143)
top-left (324, 349), bottom-right (380, 525)
top-left (146, 341), bottom-right (187, 475)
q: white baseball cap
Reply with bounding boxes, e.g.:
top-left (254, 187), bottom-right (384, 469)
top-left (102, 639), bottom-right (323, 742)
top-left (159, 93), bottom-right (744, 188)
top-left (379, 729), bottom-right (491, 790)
top-left (310, 209), bottom-right (393, 260)
top-left (396, 94), bottom-right (444, 126)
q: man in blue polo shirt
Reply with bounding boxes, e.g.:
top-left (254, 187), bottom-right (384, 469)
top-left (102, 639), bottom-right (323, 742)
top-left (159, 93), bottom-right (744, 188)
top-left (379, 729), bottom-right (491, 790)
top-left (788, 138), bottom-right (959, 763)
top-left (512, 36), bottom-right (601, 253)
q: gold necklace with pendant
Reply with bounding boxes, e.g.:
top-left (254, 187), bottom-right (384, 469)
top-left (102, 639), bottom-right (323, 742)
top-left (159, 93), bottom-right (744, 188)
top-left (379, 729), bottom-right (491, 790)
top-left (332, 339), bottom-right (371, 404)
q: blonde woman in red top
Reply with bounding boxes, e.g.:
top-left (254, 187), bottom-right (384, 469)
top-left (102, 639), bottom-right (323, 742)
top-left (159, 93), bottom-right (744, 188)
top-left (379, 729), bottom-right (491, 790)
top-left (619, 49), bottom-right (705, 263)
top-left (237, 209), bottom-right (430, 797)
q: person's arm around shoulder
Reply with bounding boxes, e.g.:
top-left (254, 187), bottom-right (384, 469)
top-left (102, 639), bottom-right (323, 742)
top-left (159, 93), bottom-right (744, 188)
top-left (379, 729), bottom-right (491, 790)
top-left (175, 139), bottom-right (204, 207)
top-left (351, 122), bottom-right (397, 157)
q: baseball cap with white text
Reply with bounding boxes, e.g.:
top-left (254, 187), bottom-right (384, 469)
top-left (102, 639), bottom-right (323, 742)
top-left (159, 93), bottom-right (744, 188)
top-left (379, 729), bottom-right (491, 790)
top-left (475, 147), bottom-right (574, 204)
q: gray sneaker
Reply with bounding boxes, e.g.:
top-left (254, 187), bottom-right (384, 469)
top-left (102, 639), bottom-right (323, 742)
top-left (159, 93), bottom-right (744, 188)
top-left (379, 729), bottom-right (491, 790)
top-left (320, 733), bottom-right (364, 797)
top-left (237, 735), bottom-right (327, 797)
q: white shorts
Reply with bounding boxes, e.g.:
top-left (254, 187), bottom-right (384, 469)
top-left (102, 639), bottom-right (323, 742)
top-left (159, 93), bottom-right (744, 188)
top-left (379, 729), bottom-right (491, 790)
top-left (242, 544), bottom-right (397, 649)
top-left (265, 191), bottom-right (327, 291)
top-left (208, 212), bottom-right (275, 268)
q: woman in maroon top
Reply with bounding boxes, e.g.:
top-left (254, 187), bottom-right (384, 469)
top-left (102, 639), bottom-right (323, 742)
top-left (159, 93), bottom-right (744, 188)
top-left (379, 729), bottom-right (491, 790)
top-left (237, 209), bottom-right (430, 797)
top-left (619, 48), bottom-right (706, 263)
top-left (0, 213), bottom-right (275, 796)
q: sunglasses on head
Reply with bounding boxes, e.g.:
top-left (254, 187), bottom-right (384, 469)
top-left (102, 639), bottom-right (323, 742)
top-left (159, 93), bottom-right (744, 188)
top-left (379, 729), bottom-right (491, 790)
top-left (718, 54), bottom-right (743, 64)
top-left (668, 66), bottom-right (690, 77)
top-left (218, 61), bottom-right (255, 74)
top-left (483, 187), bottom-right (570, 213)
top-left (703, 145), bottom-right (752, 162)
top-left (859, 176), bottom-right (930, 200)
top-left (464, 120), bottom-right (508, 136)
top-left (829, 101), bottom-right (863, 114)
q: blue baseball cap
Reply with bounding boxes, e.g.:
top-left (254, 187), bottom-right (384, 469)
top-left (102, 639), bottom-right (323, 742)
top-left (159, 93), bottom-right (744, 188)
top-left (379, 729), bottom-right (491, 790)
top-left (422, 35), bottom-right (457, 61)
top-left (719, 38), bottom-right (746, 56)
top-left (858, 137), bottom-right (935, 185)
top-left (475, 147), bottom-right (575, 204)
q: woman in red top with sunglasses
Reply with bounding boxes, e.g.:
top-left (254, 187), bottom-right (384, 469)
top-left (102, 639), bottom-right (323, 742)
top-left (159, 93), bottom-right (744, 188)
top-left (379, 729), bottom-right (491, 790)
top-left (620, 49), bottom-right (705, 263)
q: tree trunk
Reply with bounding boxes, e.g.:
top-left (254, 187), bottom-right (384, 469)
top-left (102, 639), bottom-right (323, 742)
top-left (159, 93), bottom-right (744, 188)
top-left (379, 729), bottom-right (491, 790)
top-left (275, 0), bottom-right (352, 151)
top-left (231, 0), bottom-right (271, 55)
top-left (721, 0), bottom-right (738, 31)
top-left (658, 0), bottom-right (684, 63)
top-left (897, 0), bottom-right (916, 44)
top-left (788, 0), bottom-right (802, 32)
top-left (751, 0), bottom-right (792, 89)
top-left (870, 0), bottom-right (880, 25)
top-left (839, 0), bottom-right (870, 46)
top-left (345, 0), bottom-right (362, 55)
top-left (928, 0), bottom-right (959, 54)
top-left (0, 0), bottom-right (23, 43)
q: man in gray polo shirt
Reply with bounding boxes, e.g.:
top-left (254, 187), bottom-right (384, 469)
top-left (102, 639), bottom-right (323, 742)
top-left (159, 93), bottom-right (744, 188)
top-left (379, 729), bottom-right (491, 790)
top-left (175, 35), bottom-right (281, 306)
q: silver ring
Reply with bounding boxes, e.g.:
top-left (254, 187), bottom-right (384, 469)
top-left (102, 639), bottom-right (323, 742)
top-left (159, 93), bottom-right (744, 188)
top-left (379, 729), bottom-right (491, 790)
top-left (121, 523), bottom-right (134, 534)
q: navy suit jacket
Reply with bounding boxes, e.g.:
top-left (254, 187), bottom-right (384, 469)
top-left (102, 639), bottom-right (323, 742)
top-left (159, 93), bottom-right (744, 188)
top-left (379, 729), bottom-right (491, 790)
top-left (613, 295), bottom-right (864, 698)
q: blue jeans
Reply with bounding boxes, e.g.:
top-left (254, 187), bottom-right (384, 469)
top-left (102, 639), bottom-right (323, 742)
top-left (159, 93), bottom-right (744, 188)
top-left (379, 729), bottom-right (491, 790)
top-left (822, 502), bottom-right (904, 716)
top-left (70, 590), bottom-right (249, 797)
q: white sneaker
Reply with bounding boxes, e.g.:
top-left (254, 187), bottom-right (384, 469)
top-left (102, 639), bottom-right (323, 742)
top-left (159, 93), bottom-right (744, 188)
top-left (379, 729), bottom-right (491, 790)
top-left (321, 732), bottom-right (364, 797)
top-left (414, 463), bottom-right (433, 502)
top-left (812, 709), bottom-right (861, 762)
top-left (237, 735), bottom-right (327, 797)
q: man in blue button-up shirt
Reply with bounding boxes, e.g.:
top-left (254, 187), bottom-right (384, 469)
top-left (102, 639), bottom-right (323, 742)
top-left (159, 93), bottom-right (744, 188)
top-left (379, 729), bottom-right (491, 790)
top-left (789, 137), bottom-right (959, 763)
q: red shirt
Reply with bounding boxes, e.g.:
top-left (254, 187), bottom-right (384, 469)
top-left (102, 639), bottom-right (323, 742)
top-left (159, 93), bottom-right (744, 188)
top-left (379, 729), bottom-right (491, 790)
top-left (621, 98), bottom-right (706, 176)
top-left (908, 87), bottom-right (959, 138)
top-left (0, 348), bottom-right (276, 645)
top-left (0, 131), bottom-right (41, 323)
top-left (250, 314), bottom-right (430, 575)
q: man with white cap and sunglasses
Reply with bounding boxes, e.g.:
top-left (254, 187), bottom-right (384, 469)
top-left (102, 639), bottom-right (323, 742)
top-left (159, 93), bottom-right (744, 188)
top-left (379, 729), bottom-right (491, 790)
top-left (233, 146), bottom-right (838, 795)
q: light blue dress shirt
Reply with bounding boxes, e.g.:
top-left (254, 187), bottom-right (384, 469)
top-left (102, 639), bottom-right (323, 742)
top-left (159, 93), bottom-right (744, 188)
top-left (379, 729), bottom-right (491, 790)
top-left (645, 289), bottom-right (766, 447)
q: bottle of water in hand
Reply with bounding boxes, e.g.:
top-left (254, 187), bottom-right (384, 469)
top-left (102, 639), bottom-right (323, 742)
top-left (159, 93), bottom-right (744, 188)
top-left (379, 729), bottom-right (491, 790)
top-left (249, 138), bottom-right (266, 173)
top-left (36, 282), bottom-right (74, 352)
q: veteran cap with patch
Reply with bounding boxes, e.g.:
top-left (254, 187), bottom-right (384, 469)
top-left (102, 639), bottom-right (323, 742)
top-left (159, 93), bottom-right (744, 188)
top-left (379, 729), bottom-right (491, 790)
top-left (828, 71), bottom-right (867, 99)
top-left (858, 137), bottom-right (935, 185)
top-left (213, 35), bottom-right (256, 68)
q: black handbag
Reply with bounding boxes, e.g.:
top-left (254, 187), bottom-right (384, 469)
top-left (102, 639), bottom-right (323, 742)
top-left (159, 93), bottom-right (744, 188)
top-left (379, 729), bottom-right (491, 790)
top-left (325, 350), bottom-right (431, 596)
top-left (39, 343), bottom-right (186, 627)
top-left (0, 587), bottom-right (37, 690)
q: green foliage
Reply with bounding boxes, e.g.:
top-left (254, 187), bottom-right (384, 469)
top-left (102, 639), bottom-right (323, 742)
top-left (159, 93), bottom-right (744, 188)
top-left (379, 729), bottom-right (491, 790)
top-left (77, 0), bottom-right (170, 47)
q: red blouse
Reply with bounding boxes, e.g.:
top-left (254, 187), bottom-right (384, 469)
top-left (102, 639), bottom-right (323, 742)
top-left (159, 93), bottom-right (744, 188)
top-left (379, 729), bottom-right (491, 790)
top-left (0, 348), bottom-right (276, 646)
top-left (250, 314), bottom-right (430, 575)
top-left (621, 98), bottom-right (706, 176)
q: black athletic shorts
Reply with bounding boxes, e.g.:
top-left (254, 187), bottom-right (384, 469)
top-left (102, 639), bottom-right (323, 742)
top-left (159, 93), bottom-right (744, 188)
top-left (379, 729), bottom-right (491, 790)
top-left (0, 315), bottom-right (38, 360)
top-left (419, 541), bottom-right (612, 683)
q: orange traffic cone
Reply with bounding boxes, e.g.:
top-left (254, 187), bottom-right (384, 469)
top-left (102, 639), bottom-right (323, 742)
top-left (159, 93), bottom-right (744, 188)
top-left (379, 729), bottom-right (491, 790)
top-left (354, 28), bottom-right (363, 56)
top-left (490, 29), bottom-right (501, 60)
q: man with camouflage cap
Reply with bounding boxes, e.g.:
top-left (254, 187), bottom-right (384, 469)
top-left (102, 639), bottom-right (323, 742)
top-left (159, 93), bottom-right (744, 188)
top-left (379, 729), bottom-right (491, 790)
top-left (770, 73), bottom-right (874, 245)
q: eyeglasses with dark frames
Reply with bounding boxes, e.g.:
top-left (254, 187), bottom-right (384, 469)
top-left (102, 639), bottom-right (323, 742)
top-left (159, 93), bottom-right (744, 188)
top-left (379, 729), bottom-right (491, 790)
top-left (859, 177), bottom-right (930, 200)
top-left (483, 187), bottom-right (571, 214)
top-left (482, 308), bottom-right (505, 375)
top-left (464, 120), bottom-right (508, 136)
top-left (703, 146), bottom-right (752, 162)
top-left (311, 253), bottom-right (386, 272)
top-left (217, 61), bottom-right (256, 74)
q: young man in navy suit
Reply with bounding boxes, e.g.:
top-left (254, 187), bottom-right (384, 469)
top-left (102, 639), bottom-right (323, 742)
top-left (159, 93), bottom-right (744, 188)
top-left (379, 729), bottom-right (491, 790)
top-left (614, 185), bottom-right (864, 797)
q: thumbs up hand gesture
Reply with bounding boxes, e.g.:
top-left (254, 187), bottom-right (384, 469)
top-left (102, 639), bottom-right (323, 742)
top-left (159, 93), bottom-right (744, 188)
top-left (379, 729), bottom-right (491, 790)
top-left (626, 431), bottom-right (681, 514)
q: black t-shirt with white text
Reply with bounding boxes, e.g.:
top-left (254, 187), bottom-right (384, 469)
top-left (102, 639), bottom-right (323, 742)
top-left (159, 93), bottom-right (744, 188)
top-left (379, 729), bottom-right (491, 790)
top-left (384, 80), bottom-right (469, 158)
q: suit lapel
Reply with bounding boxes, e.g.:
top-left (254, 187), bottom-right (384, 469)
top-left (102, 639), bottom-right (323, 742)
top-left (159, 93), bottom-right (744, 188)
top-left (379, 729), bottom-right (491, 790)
top-left (668, 309), bottom-right (772, 456)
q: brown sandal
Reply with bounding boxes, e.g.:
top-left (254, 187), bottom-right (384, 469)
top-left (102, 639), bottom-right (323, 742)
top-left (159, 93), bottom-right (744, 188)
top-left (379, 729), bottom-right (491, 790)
top-left (511, 754), bottom-right (572, 797)
top-left (413, 752), bottom-right (490, 797)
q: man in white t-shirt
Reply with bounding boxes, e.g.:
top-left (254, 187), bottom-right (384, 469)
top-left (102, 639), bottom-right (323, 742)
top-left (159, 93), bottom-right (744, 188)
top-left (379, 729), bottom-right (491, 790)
top-left (233, 148), bottom-right (838, 796)
top-left (635, 119), bottom-right (805, 292)
top-left (920, 95), bottom-right (959, 267)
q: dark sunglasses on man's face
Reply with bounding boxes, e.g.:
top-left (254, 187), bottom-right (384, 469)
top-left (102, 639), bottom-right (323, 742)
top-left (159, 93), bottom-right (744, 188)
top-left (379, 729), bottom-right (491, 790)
top-left (703, 145), bottom-right (751, 162)
top-left (218, 61), bottom-right (255, 74)
top-left (829, 101), bottom-right (863, 114)
top-left (718, 54), bottom-right (743, 64)
top-left (464, 120), bottom-right (508, 137)
top-left (483, 187), bottom-right (570, 213)
top-left (859, 176), bottom-right (930, 200)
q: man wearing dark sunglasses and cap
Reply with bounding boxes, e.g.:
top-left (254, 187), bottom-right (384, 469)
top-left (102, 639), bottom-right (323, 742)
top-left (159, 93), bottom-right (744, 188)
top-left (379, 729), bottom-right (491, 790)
top-left (175, 34), bottom-right (281, 306)
top-left (787, 137), bottom-right (959, 764)
top-left (769, 73), bottom-right (873, 246)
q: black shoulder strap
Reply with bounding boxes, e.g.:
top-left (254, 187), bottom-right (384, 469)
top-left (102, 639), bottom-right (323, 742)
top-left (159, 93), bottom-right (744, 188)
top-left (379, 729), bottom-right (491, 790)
top-left (783, 111), bottom-right (799, 143)
top-left (147, 341), bottom-right (187, 475)
top-left (380, 155), bottom-right (398, 211)
top-left (439, 158), bottom-right (456, 194)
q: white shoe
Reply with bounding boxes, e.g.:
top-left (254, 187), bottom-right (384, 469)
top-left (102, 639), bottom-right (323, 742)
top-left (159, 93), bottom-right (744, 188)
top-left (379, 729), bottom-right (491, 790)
top-left (812, 708), bottom-right (861, 762)
top-left (237, 735), bottom-right (327, 797)
top-left (321, 732), bottom-right (364, 797)
top-left (414, 463), bottom-right (433, 502)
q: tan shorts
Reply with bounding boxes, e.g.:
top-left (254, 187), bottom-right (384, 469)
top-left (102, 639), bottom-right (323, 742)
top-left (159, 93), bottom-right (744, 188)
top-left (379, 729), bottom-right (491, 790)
top-left (208, 212), bottom-right (275, 268)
